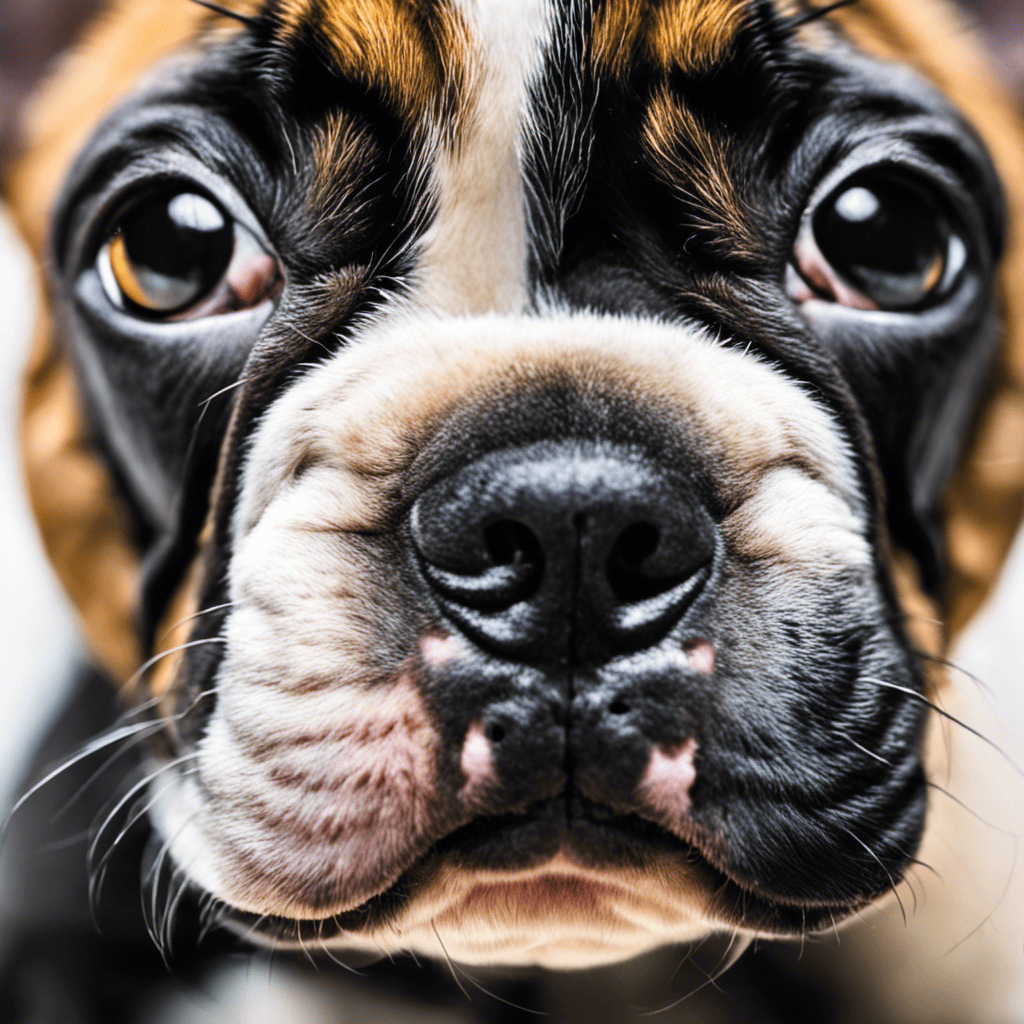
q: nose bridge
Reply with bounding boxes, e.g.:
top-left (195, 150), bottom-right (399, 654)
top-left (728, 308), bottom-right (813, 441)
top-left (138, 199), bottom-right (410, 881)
top-left (411, 441), bottom-right (717, 665)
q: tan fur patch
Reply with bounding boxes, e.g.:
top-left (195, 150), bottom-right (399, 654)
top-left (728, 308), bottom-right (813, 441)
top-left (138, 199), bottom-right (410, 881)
top-left (273, 0), bottom-right (471, 130)
top-left (354, 853), bottom-right (712, 966)
top-left (594, 0), bottom-right (747, 77)
top-left (20, 306), bottom-right (142, 681)
top-left (642, 85), bottom-right (760, 261)
top-left (148, 553), bottom-right (207, 705)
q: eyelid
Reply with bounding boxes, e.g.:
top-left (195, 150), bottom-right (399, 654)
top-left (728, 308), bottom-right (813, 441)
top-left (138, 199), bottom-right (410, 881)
top-left (60, 140), bottom-right (275, 280)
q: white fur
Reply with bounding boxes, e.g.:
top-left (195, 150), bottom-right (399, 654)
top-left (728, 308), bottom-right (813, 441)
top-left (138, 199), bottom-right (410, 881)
top-left (413, 0), bottom-right (549, 314)
top-left (147, 309), bottom-right (873, 959)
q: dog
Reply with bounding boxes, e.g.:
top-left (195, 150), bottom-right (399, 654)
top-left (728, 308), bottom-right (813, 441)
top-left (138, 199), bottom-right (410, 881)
top-left (3, 0), bottom-right (1024, 1020)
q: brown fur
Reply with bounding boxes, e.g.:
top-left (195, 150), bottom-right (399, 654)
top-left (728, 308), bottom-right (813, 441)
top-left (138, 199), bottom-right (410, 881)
top-left (593, 0), bottom-right (747, 76)
top-left (642, 85), bottom-right (761, 262)
top-left (274, 0), bottom-right (472, 130)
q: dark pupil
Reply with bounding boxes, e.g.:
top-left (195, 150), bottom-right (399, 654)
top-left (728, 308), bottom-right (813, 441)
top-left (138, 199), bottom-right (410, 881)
top-left (119, 191), bottom-right (232, 311)
top-left (813, 174), bottom-right (947, 308)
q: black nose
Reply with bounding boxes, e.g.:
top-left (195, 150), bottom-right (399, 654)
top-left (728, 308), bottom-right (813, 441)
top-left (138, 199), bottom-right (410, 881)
top-left (410, 443), bottom-right (716, 662)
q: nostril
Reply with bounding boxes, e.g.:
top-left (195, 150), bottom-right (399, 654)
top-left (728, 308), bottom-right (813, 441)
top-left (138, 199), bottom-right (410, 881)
top-left (412, 510), bottom-right (543, 614)
top-left (608, 698), bottom-right (631, 716)
top-left (484, 520), bottom-right (542, 568)
top-left (607, 522), bottom-right (664, 602)
top-left (485, 721), bottom-right (506, 743)
top-left (597, 508), bottom-right (715, 653)
top-left (617, 523), bottom-right (659, 566)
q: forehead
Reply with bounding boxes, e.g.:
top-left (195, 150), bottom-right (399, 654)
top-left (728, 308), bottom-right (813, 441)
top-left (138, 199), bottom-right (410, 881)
top-left (269, 0), bottom-right (750, 108)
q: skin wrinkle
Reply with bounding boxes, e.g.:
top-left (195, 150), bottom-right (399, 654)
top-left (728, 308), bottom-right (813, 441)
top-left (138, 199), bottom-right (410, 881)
top-left (166, 310), bottom-right (887, 935)
top-left (196, 670), bottom-right (445, 915)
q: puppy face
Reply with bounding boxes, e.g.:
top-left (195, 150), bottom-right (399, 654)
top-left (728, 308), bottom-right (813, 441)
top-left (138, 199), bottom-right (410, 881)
top-left (11, 0), bottom-right (1018, 967)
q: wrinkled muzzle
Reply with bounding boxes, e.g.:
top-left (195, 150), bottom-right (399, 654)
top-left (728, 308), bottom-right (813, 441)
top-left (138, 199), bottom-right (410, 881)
top-left (151, 311), bottom-right (927, 965)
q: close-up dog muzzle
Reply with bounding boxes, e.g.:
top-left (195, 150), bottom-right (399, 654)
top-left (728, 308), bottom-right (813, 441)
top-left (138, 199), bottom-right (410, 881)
top-left (4, 0), bottom-right (1024, 1012)
top-left (41, 0), bottom-right (1001, 954)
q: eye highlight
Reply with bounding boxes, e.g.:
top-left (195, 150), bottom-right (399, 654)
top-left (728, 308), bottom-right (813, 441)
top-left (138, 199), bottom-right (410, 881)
top-left (97, 187), bottom-right (281, 320)
top-left (790, 169), bottom-right (967, 311)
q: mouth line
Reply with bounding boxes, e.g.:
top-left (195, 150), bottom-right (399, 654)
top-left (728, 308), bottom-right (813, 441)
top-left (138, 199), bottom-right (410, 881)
top-left (212, 799), bottom-right (873, 948)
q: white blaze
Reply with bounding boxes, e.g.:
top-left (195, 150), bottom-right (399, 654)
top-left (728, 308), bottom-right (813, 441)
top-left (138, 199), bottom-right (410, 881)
top-left (414, 0), bottom-right (550, 314)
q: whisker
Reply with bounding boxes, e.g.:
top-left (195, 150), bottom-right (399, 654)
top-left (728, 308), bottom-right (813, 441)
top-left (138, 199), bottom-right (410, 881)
top-left (3, 718), bottom-right (170, 842)
top-left (157, 602), bottom-right (235, 644)
top-left (640, 930), bottom-right (752, 1016)
top-left (88, 755), bottom-right (197, 908)
top-left (430, 920), bottom-right (471, 1002)
top-left (198, 376), bottom-right (250, 411)
top-left (38, 829), bottom-right (92, 853)
top-left (141, 829), bottom-right (176, 951)
top-left (45, 686), bottom-right (215, 833)
top-left (161, 855), bottom-right (200, 957)
top-left (140, 813), bottom-right (200, 962)
top-left (123, 637), bottom-right (227, 693)
top-left (232, 912), bottom-right (271, 947)
top-left (198, 893), bottom-right (227, 945)
top-left (668, 930), bottom-right (713, 982)
top-left (860, 677), bottom-right (1024, 779)
top-left (785, 0), bottom-right (859, 30)
top-left (90, 767), bottom-right (202, 903)
top-left (188, 0), bottom-right (261, 29)
top-left (48, 722), bottom-right (174, 827)
top-left (445, 958), bottom-right (548, 1017)
top-left (926, 781), bottom-right (1022, 839)
top-left (294, 925), bottom-right (321, 972)
top-left (836, 731), bottom-right (892, 766)
top-left (828, 908), bottom-right (841, 945)
top-left (837, 825), bottom-right (907, 926)
top-left (916, 652), bottom-right (996, 702)
top-left (289, 323), bottom-right (336, 359)
top-left (940, 836), bottom-right (1019, 957)
top-left (313, 920), bottom-right (364, 976)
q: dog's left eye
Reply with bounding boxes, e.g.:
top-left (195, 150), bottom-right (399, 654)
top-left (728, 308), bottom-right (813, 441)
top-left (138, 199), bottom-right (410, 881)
top-left (790, 169), bottom-right (967, 311)
top-left (96, 187), bottom-right (281, 320)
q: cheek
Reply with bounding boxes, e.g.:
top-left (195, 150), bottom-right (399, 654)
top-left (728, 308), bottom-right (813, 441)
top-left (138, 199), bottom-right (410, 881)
top-left (722, 467), bottom-right (870, 569)
top-left (195, 670), bottom-right (447, 916)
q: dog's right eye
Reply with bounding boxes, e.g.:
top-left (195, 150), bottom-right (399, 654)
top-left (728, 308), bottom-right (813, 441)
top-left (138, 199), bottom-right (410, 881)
top-left (96, 187), bottom-right (281, 320)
